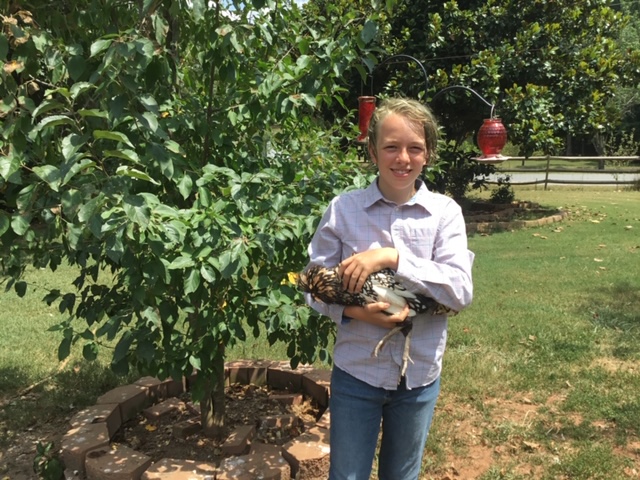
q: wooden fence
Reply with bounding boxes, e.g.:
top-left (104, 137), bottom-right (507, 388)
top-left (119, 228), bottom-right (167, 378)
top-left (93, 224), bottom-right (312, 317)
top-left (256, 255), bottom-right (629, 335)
top-left (490, 156), bottom-right (640, 189)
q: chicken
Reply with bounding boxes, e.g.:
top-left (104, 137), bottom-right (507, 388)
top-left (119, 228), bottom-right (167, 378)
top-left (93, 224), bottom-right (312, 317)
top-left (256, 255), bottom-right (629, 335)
top-left (298, 265), bottom-right (457, 377)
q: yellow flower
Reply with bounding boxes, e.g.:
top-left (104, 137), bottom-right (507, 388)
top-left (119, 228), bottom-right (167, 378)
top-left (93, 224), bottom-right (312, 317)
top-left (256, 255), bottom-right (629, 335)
top-left (282, 272), bottom-right (299, 285)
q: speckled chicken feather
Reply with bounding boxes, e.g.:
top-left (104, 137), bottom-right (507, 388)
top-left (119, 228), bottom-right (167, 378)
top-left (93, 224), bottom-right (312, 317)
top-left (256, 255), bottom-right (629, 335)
top-left (298, 265), bottom-right (456, 378)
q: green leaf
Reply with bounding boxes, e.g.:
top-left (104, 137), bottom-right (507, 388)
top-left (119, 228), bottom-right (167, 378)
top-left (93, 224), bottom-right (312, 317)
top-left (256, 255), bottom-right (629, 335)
top-left (105, 149), bottom-right (140, 163)
top-left (296, 55), bottom-right (312, 70)
top-left (83, 342), bottom-right (98, 361)
top-left (90, 38), bottom-right (113, 57)
top-left (219, 251), bottom-right (240, 279)
top-left (14, 281), bottom-right (27, 297)
top-left (200, 264), bottom-right (216, 283)
top-left (0, 33), bottom-right (8, 60)
top-left (169, 256), bottom-right (196, 270)
top-left (142, 307), bottom-right (161, 328)
top-left (11, 214), bottom-right (30, 236)
top-left (123, 194), bottom-right (150, 229)
top-left (36, 115), bottom-right (74, 131)
top-left (164, 140), bottom-right (185, 155)
top-left (113, 330), bottom-right (134, 363)
top-left (62, 134), bottom-right (88, 161)
top-left (68, 55), bottom-right (87, 81)
top-left (32, 100), bottom-right (66, 118)
top-left (184, 268), bottom-right (200, 294)
top-left (139, 94), bottom-right (159, 114)
top-left (137, 111), bottom-right (159, 134)
top-left (33, 165), bottom-right (62, 192)
top-left (61, 158), bottom-right (95, 186)
top-left (141, 0), bottom-right (155, 14)
top-left (78, 195), bottom-right (104, 223)
top-left (0, 153), bottom-right (21, 181)
top-left (116, 165), bottom-right (160, 185)
top-left (42, 289), bottom-right (61, 306)
top-left (0, 212), bottom-right (9, 236)
top-left (94, 130), bottom-right (134, 148)
top-left (177, 174), bottom-right (193, 199)
top-left (70, 82), bottom-right (94, 100)
top-left (360, 20), bottom-right (378, 45)
top-left (59, 293), bottom-right (76, 314)
top-left (189, 355), bottom-right (201, 371)
top-left (78, 109), bottom-right (108, 119)
top-left (136, 340), bottom-right (156, 361)
top-left (58, 336), bottom-right (72, 361)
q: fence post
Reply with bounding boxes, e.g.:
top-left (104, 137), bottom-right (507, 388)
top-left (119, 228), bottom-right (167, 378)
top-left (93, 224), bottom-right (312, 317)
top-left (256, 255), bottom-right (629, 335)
top-left (544, 155), bottom-right (551, 190)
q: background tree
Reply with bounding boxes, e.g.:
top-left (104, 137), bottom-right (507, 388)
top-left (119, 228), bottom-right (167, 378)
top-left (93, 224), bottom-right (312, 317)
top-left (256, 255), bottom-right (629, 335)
top-left (0, 0), bottom-right (391, 437)
top-left (389, 0), bottom-right (640, 158)
top-left (599, 0), bottom-right (640, 155)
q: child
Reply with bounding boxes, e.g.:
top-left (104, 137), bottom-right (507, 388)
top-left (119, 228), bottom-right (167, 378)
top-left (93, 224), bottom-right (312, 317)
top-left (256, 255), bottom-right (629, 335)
top-left (304, 97), bottom-right (474, 480)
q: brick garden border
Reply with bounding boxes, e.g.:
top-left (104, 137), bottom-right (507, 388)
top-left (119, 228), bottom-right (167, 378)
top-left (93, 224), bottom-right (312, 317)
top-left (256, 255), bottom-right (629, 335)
top-left (61, 360), bottom-right (331, 480)
top-left (465, 207), bottom-right (568, 234)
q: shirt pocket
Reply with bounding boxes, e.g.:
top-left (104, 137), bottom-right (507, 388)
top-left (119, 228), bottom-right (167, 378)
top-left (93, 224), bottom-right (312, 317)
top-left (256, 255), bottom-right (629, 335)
top-left (403, 224), bottom-right (436, 258)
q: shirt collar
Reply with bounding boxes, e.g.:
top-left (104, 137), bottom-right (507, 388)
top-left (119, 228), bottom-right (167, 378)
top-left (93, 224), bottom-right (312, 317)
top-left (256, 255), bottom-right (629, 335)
top-left (363, 177), bottom-right (437, 213)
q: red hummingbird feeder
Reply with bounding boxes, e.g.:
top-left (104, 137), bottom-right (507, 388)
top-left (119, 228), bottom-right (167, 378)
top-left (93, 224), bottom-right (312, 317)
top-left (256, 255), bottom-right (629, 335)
top-left (475, 117), bottom-right (508, 163)
top-left (357, 96), bottom-right (376, 143)
top-left (355, 55), bottom-right (508, 163)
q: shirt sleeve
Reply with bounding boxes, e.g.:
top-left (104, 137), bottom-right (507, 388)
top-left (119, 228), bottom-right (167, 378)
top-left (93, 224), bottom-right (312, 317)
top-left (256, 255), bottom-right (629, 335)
top-left (394, 198), bottom-right (474, 312)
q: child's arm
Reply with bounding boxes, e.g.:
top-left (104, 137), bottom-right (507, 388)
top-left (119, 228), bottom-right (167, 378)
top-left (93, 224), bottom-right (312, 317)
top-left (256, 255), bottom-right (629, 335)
top-left (338, 247), bottom-right (399, 293)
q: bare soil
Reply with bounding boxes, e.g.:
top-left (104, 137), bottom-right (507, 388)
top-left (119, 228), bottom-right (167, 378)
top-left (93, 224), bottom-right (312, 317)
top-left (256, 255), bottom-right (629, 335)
top-left (111, 382), bottom-right (321, 465)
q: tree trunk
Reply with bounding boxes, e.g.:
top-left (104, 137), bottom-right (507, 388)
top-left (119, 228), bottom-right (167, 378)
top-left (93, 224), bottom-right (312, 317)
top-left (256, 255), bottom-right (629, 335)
top-left (201, 345), bottom-right (226, 439)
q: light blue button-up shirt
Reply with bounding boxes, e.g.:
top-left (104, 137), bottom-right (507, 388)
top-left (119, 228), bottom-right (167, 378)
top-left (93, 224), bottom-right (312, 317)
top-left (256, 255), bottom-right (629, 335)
top-left (305, 178), bottom-right (474, 389)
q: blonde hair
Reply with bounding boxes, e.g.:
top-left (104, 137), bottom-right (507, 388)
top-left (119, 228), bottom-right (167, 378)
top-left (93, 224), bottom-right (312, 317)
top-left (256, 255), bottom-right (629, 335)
top-left (367, 97), bottom-right (439, 164)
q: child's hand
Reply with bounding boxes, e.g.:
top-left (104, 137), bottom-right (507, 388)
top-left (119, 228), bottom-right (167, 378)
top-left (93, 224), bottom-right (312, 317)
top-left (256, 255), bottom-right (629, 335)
top-left (339, 248), bottom-right (399, 293)
top-left (344, 303), bottom-right (410, 329)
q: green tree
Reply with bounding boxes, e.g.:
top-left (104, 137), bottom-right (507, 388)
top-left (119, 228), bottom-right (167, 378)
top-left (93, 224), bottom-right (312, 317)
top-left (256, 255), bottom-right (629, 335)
top-left (601, 0), bottom-right (640, 151)
top-left (390, 0), bottom-right (640, 158)
top-left (0, 0), bottom-right (388, 437)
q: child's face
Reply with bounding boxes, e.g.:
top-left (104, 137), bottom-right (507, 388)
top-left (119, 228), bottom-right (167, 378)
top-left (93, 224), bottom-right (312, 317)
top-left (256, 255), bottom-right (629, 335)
top-left (369, 113), bottom-right (427, 202)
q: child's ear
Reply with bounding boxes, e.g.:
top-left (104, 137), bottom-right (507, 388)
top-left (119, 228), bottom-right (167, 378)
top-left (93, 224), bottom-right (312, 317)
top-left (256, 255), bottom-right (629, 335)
top-left (368, 145), bottom-right (377, 164)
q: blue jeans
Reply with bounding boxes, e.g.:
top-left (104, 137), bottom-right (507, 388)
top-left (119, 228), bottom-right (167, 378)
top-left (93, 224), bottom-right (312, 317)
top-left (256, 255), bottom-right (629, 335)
top-left (329, 366), bottom-right (440, 480)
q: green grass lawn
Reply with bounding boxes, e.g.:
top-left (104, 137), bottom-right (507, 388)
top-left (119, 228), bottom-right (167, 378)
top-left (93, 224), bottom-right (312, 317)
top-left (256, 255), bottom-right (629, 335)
top-left (1, 187), bottom-right (639, 479)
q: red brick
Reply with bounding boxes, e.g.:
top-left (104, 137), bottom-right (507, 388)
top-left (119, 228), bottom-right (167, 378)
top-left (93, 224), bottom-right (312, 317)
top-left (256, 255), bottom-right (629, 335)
top-left (282, 426), bottom-right (330, 480)
top-left (315, 408), bottom-right (330, 430)
top-left (226, 359), bottom-right (274, 386)
top-left (143, 397), bottom-right (185, 421)
top-left (269, 393), bottom-right (303, 406)
top-left (85, 445), bottom-right (152, 480)
top-left (267, 362), bottom-right (314, 392)
top-left (302, 370), bottom-right (331, 407)
top-left (141, 458), bottom-right (217, 479)
top-left (185, 401), bottom-right (200, 416)
top-left (221, 424), bottom-right (256, 455)
top-left (218, 449), bottom-right (291, 480)
top-left (60, 423), bottom-right (110, 475)
top-left (250, 442), bottom-right (283, 455)
top-left (260, 414), bottom-right (301, 429)
top-left (172, 417), bottom-right (201, 438)
top-left (134, 376), bottom-right (184, 403)
top-left (69, 403), bottom-right (121, 439)
top-left (96, 385), bottom-right (148, 422)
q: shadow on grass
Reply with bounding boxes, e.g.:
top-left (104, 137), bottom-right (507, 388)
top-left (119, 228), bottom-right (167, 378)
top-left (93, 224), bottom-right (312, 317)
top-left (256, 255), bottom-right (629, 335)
top-left (0, 360), bottom-right (136, 447)
top-left (582, 280), bottom-right (640, 358)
